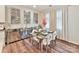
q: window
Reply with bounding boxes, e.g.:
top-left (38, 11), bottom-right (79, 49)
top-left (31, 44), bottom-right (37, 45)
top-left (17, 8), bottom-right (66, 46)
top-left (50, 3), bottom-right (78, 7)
top-left (56, 9), bottom-right (62, 35)
top-left (56, 9), bottom-right (62, 31)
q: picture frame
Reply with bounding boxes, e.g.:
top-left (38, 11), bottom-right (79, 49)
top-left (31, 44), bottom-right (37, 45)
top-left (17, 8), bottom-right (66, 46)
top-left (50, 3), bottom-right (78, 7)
top-left (10, 8), bottom-right (20, 24)
top-left (33, 12), bottom-right (38, 24)
top-left (24, 11), bottom-right (31, 24)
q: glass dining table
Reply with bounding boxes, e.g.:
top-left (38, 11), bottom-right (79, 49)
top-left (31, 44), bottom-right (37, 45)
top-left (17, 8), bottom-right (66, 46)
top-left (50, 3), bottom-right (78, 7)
top-left (34, 31), bottom-right (48, 52)
top-left (29, 29), bottom-right (54, 52)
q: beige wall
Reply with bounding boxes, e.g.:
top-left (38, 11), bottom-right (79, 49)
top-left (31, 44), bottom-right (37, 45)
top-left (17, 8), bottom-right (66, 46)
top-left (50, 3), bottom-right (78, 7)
top-left (50, 7), bottom-right (56, 31)
top-left (0, 5), bottom-right (5, 23)
top-left (5, 5), bottom-right (56, 31)
top-left (38, 11), bottom-right (45, 27)
top-left (57, 6), bottom-right (79, 45)
top-left (67, 6), bottom-right (79, 44)
top-left (50, 6), bottom-right (79, 45)
top-left (6, 5), bottom-right (44, 29)
top-left (58, 7), bottom-right (68, 40)
top-left (0, 5), bottom-right (5, 52)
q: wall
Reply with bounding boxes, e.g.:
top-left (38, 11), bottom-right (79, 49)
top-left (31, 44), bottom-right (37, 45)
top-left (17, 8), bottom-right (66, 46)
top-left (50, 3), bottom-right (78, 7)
top-left (67, 6), bottom-right (79, 44)
top-left (50, 7), bottom-right (56, 31)
top-left (6, 5), bottom-right (44, 29)
top-left (57, 6), bottom-right (68, 40)
top-left (0, 5), bottom-right (5, 52)
top-left (0, 5), bottom-right (5, 23)
top-left (38, 11), bottom-right (45, 27)
top-left (50, 6), bottom-right (67, 40)
top-left (50, 6), bottom-right (79, 45)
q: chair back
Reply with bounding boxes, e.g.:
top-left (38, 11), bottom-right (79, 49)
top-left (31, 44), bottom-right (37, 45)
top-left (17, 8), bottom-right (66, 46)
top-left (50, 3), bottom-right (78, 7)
top-left (53, 31), bottom-right (57, 40)
top-left (42, 32), bottom-right (53, 45)
top-left (42, 31), bottom-right (57, 45)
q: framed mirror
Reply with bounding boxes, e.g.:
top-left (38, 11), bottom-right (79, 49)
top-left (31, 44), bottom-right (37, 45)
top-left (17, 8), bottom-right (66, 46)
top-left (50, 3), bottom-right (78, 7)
top-left (10, 8), bottom-right (20, 24)
top-left (33, 12), bottom-right (38, 24)
top-left (24, 11), bottom-right (31, 24)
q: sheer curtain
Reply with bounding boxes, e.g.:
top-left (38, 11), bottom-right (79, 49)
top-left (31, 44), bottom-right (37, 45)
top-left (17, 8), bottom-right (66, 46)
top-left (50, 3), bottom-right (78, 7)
top-left (56, 9), bottom-right (62, 38)
top-left (45, 13), bottom-right (50, 31)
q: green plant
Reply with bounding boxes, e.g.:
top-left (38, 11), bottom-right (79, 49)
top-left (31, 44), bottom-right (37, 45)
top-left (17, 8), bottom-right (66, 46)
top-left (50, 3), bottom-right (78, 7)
top-left (38, 25), bottom-right (42, 29)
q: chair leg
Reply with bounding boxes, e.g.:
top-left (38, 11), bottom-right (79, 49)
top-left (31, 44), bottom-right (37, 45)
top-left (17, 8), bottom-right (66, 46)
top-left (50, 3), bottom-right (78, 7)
top-left (40, 43), bottom-right (43, 52)
top-left (54, 40), bottom-right (56, 46)
top-left (46, 45), bottom-right (48, 52)
top-left (48, 47), bottom-right (52, 53)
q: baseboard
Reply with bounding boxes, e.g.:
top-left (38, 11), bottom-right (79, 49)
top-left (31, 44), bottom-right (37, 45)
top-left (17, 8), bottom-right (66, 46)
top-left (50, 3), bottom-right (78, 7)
top-left (57, 39), bottom-right (79, 49)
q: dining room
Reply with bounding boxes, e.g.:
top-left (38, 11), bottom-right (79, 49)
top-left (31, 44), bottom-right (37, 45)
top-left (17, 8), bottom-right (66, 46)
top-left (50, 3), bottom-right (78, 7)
top-left (0, 5), bottom-right (79, 53)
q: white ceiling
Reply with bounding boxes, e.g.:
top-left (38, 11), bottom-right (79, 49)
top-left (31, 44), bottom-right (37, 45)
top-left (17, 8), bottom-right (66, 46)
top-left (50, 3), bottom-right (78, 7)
top-left (21, 5), bottom-right (51, 13)
top-left (19, 5), bottom-right (68, 13)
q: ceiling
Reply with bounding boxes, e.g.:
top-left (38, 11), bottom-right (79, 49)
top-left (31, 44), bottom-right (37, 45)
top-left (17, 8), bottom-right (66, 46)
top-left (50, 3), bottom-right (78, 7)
top-left (19, 5), bottom-right (68, 13)
top-left (21, 5), bottom-right (51, 13)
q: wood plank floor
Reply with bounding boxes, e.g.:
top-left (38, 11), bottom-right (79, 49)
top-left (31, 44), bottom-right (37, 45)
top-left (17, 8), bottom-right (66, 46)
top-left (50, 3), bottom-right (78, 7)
top-left (2, 32), bottom-right (79, 53)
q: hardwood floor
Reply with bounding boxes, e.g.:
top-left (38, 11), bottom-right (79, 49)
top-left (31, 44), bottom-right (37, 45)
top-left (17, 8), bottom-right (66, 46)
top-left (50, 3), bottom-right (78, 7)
top-left (2, 32), bottom-right (79, 53)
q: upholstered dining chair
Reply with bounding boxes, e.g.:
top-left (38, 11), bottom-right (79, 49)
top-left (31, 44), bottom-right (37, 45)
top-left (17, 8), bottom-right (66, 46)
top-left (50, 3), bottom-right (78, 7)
top-left (42, 31), bottom-right (57, 52)
top-left (49, 31), bottom-right (57, 48)
top-left (30, 28), bottom-right (39, 48)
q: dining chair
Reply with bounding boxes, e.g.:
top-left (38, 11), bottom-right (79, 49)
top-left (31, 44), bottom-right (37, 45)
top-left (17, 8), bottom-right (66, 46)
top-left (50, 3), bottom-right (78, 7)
top-left (30, 28), bottom-right (39, 48)
top-left (49, 31), bottom-right (57, 48)
top-left (42, 31), bottom-right (57, 52)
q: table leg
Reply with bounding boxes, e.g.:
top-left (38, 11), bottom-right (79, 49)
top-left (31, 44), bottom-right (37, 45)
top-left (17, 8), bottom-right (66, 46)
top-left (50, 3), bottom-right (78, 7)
top-left (29, 35), bottom-right (33, 44)
top-left (40, 43), bottom-right (43, 52)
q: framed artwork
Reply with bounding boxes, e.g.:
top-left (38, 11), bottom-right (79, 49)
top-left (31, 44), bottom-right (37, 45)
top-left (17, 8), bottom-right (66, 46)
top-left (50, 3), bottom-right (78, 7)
top-left (10, 8), bottom-right (20, 24)
top-left (33, 13), bottom-right (38, 24)
top-left (24, 11), bottom-right (31, 24)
